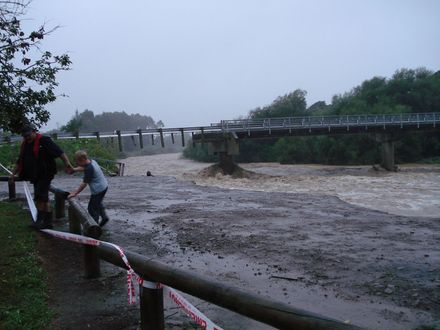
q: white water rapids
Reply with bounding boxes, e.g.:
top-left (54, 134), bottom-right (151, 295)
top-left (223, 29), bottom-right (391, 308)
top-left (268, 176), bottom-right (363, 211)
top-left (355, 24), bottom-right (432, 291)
top-left (121, 153), bottom-right (440, 218)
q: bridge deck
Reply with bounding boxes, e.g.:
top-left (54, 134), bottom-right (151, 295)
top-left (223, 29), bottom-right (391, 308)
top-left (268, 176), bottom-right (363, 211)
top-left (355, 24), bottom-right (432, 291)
top-left (1, 112), bottom-right (439, 144)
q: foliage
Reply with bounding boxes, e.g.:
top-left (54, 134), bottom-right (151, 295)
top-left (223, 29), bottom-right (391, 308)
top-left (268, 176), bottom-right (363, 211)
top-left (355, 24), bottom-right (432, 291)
top-left (0, 1), bottom-right (71, 133)
top-left (0, 138), bottom-right (119, 174)
top-left (0, 202), bottom-right (53, 329)
top-left (184, 68), bottom-right (440, 165)
top-left (249, 89), bottom-right (308, 119)
top-left (182, 143), bottom-right (216, 162)
top-left (61, 109), bottom-right (161, 133)
top-left (54, 139), bottom-right (118, 171)
top-left (331, 68), bottom-right (440, 115)
top-left (60, 109), bottom-right (82, 133)
top-left (0, 140), bottom-right (19, 170)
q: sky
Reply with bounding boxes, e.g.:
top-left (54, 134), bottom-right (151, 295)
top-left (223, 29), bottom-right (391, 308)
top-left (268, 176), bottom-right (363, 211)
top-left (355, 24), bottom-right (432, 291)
top-left (23, 0), bottom-right (440, 130)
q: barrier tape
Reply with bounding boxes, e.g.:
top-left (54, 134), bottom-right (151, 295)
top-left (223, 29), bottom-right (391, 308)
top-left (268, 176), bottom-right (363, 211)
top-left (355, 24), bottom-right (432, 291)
top-left (0, 162), bottom-right (12, 175)
top-left (20, 184), bottom-right (142, 304)
top-left (107, 242), bottom-right (144, 305)
top-left (41, 229), bottom-right (100, 246)
top-left (23, 181), bottom-right (37, 222)
top-left (20, 182), bottom-right (223, 328)
top-left (39, 228), bottom-right (142, 305)
top-left (159, 284), bottom-right (224, 330)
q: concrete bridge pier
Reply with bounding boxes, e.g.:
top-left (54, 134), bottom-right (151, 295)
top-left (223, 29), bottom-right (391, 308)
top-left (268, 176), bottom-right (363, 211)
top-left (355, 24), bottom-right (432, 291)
top-left (207, 135), bottom-right (239, 175)
top-left (374, 133), bottom-right (397, 171)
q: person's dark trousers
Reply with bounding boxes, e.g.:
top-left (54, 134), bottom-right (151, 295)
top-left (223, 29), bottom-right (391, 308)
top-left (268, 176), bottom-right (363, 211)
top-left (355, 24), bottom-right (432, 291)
top-left (31, 178), bottom-right (53, 229)
top-left (88, 188), bottom-right (109, 227)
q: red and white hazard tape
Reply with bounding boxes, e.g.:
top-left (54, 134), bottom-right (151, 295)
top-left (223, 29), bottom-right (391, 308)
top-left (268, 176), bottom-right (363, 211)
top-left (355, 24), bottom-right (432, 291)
top-left (159, 284), bottom-right (224, 330)
top-left (21, 181), bottom-right (223, 328)
top-left (40, 229), bottom-right (142, 305)
top-left (23, 181), bottom-right (37, 222)
top-left (41, 229), bottom-right (100, 246)
top-left (107, 242), bottom-right (144, 305)
top-left (0, 162), bottom-right (12, 175)
top-left (39, 230), bottom-right (224, 328)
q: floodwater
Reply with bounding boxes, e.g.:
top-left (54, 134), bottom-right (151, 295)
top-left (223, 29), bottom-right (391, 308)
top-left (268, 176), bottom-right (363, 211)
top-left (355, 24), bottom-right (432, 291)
top-left (122, 153), bottom-right (440, 218)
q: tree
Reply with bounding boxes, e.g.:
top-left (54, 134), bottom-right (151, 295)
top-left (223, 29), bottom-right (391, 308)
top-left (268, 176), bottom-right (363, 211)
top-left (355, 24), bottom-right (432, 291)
top-left (249, 89), bottom-right (307, 119)
top-left (60, 109), bottom-right (82, 133)
top-left (0, 1), bottom-right (71, 133)
top-left (61, 109), bottom-right (163, 132)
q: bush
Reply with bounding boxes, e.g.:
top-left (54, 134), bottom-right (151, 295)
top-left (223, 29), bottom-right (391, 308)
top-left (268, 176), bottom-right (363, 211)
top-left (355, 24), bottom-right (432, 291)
top-left (0, 138), bottom-right (119, 175)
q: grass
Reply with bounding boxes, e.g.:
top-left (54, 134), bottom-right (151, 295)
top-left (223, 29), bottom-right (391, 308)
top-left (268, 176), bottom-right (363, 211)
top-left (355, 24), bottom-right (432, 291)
top-left (417, 156), bottom-right (440, 164)
top-left (0, 138), bottom-right (120, 175)
top-left (0, 202), bottom-right (53, 330)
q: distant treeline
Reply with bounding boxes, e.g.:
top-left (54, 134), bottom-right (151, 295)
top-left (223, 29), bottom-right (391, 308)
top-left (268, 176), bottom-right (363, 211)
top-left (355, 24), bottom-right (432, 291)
top-left (58, 110), bottom-right (184, 156)
top-left (61, 109), bottom-right (163, 133)
top-left (184, 68), bottom-right (440, 165)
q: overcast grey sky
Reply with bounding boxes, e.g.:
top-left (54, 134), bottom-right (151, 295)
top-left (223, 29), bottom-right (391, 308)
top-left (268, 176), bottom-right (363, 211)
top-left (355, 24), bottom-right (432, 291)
top-left (25, 0), bottom-right (440, 129)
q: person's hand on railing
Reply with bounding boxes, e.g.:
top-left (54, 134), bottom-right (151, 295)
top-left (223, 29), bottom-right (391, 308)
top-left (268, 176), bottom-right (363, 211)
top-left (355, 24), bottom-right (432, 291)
top-left (65, 164), bottom-right (74, 175)
top-left (67, 192), bottom-right (77, 199)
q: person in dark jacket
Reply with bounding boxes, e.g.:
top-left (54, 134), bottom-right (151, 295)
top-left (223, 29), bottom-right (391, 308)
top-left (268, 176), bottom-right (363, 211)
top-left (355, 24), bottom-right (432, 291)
top-left (10, 124), bottom-right (74, 229)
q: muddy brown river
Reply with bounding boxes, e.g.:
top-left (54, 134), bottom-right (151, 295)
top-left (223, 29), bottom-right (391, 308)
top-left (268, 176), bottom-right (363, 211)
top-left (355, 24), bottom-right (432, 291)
top-left (2, 153), bottom-right (439, 329)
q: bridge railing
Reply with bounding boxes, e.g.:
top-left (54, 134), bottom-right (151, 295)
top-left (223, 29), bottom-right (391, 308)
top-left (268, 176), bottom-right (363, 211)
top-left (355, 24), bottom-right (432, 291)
top-left (219, 112), bottom-right (440, 132)
top-left (1, 112), bottom-right (438, 147)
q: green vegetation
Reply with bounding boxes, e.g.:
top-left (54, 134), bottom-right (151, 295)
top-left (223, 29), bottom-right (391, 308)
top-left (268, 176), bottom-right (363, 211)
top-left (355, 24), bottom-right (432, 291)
top-left (0, 139), bottom-right (119, 174)
top-left (59, 110), bottom-right (182, 156)
top-left (61, 109), bottom-right (162, 133)
top-left (0, 1), bottom-right (71, 133)
top-left (184, 68), bottom-right (440, 165)
top-left (0, 202), bottom-right (53, 329)
top-left (413, 325), bottom-right (439, 330)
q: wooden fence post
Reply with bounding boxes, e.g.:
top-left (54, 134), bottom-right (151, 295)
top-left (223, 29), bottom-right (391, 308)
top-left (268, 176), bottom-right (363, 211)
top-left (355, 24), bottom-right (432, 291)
top-left (68, 202), bottom-right (101, 278)
top-left (68, 205), bottom-right (81, 235)
top-left (55, 193), bottom-right (65, 219)
top-left (140, 281), bottom-right (164, 330)
top-left (84, 244), bottom-right (101, 278)
top-left (8, 178), bottom-right (16, 200)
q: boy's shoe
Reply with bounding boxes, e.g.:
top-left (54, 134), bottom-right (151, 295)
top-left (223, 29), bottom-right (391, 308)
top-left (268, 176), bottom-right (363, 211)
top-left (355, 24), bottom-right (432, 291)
top-left (99, 218), bottom-right (109, 227)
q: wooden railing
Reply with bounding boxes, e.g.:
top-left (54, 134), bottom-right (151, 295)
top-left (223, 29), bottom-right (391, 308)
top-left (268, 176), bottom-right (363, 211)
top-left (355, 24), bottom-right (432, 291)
top-left (1, 177), bottom-right (361, 330)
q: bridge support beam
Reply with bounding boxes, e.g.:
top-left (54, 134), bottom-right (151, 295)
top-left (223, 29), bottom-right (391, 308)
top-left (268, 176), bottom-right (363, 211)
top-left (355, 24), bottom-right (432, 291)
top-left (374, 133), bottom-right (397, 171)
top-left (207, 135), bottom-right (239, 175)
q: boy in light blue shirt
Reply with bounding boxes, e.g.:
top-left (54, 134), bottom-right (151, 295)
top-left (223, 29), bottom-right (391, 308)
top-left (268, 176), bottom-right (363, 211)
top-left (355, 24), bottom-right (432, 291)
top-left (68, 150), bottom-right (110, 227)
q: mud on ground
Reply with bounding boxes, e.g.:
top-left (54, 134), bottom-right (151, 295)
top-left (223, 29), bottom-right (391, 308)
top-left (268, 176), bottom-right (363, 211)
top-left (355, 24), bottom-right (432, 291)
top-left (1, 154), bottom-right (439, 330)
top-left (41, 172), bottom-right (440, 330)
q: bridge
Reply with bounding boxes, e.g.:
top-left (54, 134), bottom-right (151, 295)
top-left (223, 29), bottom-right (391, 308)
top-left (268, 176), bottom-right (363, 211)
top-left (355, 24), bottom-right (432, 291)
top-left (1, 112), bottom-right (439, 172)
top-left (194, 112), bottom-right (440, 172)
